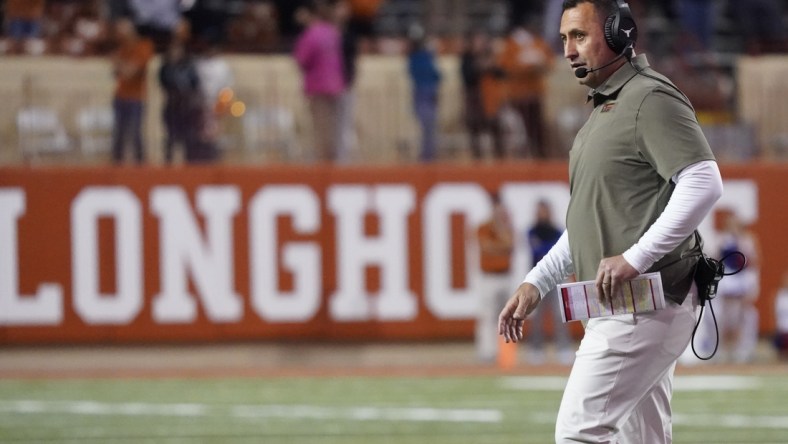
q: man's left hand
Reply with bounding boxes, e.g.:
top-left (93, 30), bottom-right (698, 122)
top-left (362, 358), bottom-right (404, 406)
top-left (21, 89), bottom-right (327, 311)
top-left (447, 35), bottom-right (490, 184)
top-left (595, 255), bottom-right (639, 304)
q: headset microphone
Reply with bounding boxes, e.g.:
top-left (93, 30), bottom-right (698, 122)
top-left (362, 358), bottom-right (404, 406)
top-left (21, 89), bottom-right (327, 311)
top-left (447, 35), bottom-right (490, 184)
top-left (574, 45), bottom-right (633, 78)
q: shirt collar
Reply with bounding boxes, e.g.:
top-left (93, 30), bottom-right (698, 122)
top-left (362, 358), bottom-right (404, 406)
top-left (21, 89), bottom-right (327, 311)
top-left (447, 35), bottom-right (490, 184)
top-left (586, 54), bottom-right (649, 107)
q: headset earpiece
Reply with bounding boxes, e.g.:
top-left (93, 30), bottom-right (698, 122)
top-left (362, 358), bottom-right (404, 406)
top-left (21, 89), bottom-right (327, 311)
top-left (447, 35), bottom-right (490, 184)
top-left (604, 0), bottom-right (638, 55)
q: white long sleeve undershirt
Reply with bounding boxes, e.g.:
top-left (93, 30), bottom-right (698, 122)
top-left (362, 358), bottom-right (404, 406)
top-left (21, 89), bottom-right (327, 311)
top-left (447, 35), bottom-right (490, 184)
top-left (523, 160), bottom-right (723, 298)
top-left (523, 229), bottom-right (574, 299)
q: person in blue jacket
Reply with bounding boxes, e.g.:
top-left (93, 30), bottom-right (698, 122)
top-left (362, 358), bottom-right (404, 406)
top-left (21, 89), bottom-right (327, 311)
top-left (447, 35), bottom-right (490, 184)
top-left (407, 24), bottom-right (442, 162)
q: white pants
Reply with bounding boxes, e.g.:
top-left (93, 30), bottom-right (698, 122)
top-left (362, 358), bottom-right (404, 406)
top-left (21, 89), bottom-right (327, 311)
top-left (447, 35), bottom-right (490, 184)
top-left (555, 287), bottom-right (698, 443)
top-left (476, 272), bottom-right (512, 362)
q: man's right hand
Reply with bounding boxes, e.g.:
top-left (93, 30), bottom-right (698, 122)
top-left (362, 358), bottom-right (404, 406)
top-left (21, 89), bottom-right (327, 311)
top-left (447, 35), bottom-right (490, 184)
top-left (498, 282), bottom-right (541, 343)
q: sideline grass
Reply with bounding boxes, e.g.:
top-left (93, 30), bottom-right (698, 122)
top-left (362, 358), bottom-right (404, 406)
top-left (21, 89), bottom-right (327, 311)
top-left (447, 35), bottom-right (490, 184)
top-left (0, 374), bottom-right (786, 443)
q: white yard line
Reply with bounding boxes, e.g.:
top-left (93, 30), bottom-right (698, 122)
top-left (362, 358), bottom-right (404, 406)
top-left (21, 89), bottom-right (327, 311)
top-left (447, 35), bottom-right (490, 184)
top-left (500, 375), bottom-right (762, 392)
top-left (672, 375), bottom-right (762, 391)
top-left (525, 411), bottom-right (788, 430)
top-left (1, 398), bottom-right (786, 430)
top-left (0, 400), bottom-right (503, 424)
top-left (499, 376), bottom-right (568, 391)
top-left (673, 413), bottom-right (788, 430)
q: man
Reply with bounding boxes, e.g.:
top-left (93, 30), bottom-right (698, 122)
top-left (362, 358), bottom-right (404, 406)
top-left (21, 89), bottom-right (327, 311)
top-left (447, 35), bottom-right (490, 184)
top-left (475, 192), bottom-right (514, 362)
top-left (158, 40), bottom-right (206, 164)
top-left (111, 18), bottom-right (155, 164)
top-left (497, 1), bottom-right (723, 442)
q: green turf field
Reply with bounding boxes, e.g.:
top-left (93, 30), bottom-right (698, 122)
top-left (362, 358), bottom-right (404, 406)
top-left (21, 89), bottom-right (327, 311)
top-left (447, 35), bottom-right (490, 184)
top-left (0, 373), bottom-right (786, 443)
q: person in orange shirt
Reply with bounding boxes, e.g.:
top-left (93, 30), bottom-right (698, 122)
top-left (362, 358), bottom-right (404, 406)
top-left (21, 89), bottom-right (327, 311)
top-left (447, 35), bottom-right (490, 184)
top-left (497, 19), bottom-right (555, 159)
top-left (475, 191), bottom-right (514, 362)
top-left (111, 18), bottom-right (155, 164)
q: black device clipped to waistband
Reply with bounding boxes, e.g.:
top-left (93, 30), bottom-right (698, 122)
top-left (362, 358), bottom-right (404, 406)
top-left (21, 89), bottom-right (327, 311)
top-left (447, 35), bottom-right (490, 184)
top-left (690, 230), bottom-right (747, 360)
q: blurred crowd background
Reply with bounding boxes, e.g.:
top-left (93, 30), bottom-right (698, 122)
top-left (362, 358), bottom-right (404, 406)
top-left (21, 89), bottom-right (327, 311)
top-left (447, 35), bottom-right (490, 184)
top-left (4, 1), bottom-right (787, 58)
top-left (2, 0), bottom-right (788, 166)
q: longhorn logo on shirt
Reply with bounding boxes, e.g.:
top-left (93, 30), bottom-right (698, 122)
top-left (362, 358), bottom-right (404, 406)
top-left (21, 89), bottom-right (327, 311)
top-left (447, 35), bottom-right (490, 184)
top-left (601, 102), bottom-right (617, 113)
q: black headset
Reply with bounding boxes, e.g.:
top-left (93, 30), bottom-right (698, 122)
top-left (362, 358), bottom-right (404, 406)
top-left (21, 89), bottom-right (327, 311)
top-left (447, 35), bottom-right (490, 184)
top-left (604, 0), bottom-right (638, 55)
top-left (602, 0), bottom-right (691, 103)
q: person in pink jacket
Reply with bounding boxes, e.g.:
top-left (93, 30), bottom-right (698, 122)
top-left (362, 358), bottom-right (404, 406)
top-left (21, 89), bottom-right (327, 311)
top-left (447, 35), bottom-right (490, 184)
top-left (294, 0), bottom-right (346, 162)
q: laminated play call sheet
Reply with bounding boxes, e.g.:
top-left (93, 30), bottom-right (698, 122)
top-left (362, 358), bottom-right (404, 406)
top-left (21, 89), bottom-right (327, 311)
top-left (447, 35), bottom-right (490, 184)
top-left (557, 272), bottom-right (665, 322)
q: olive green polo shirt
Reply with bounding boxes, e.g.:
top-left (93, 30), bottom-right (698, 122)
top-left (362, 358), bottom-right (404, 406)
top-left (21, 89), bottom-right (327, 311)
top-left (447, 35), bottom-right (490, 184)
top-left (566, 54), bottom-right (715, 304)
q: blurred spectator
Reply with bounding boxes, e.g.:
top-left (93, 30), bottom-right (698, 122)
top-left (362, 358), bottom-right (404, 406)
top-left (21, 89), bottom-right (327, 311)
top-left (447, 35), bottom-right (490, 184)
top-left (774, 272), bottom-right (788, 361)
top-left (676, 0), bottom-right (714, 51)
top-left (525, 200), bottom-right (573, 365)
top-left (461, 29), bottom-right (505, 160)
top-left (346, 0), bottom-right (382, 52)
top-left (107, 0), bottom-right (134, 21)
top-left (730, 0), bottom-right (788, 54)
top-left (348, 0), bottom-right (381, 24)
top-left (505, 0), bottom-right (542, 32)
top-left (226, 1), bottom-right (280, 53)
top-left (273, 0), bottom-right (307, 46)
top-left (111, 18), bottom-right (155, 164)
top-left (294, 0), bottom-right (346, 163)
top-left (497, 19), bottom-right (554, 159)
top-left (195, 41), bottom-right (234, 152)
top-left (128, 0), bottom-right (184, 51)
top-left (653, 34), bottom-right (734, 121)
top-left (407, 24), bottom-right (442, 162)
top-left (158, 40), bottom-right (205, 164)
top-left (4, 0), bottom-right (46, 54)
top-left (58, 1), bottom-right (110, 56)
top-left (195, 42), bottom-right (234, 113)
top-left (183, 0), bottom-right (230, 50)
top-left (475, 191), bottom-right (514, 363)
top-left (335, 0), bottom-right (359, 163)
top-left (716, 210), bottom-right (761, 363)
top-left (542, 0), bottom-right (565, 53)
